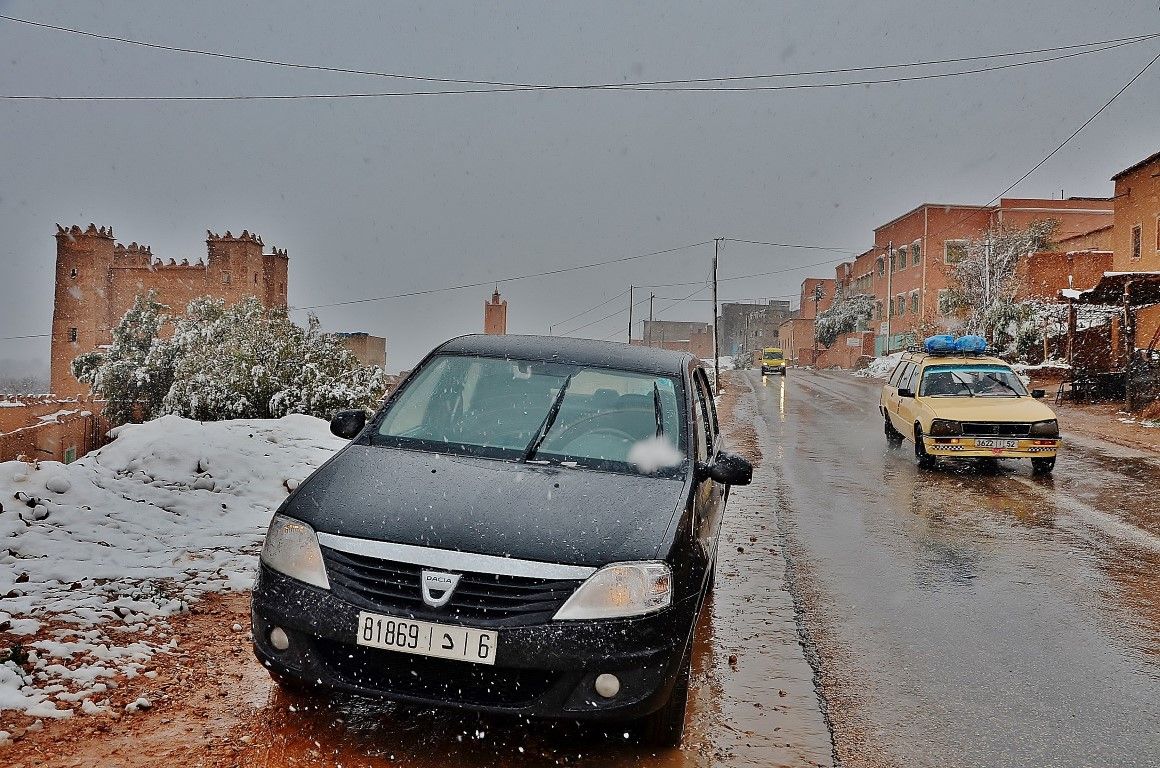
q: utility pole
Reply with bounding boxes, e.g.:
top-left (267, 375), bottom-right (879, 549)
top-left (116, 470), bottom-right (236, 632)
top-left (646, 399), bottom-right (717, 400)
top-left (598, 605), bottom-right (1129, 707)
top-left (649, 293), bottom-right (658, 348)
top-left (627, 285), bottom-right (634, 344)
top-left (884, 241), bottom-right (893, 351)
top-left (713, 238), bottom-right (722, 393)
top-left (812, 284), bottom-right (824, 365)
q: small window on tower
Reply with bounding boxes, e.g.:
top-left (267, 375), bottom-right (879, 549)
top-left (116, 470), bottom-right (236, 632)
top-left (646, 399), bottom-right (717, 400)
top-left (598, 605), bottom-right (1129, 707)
top-left (222, 272), bottom-right (232, 284)
top-left (68, 327), bottom-right (77, 342)
top-left (70, 268), bottom-right (78, 279)
top-left (254, 273), bottom-right (259, 285)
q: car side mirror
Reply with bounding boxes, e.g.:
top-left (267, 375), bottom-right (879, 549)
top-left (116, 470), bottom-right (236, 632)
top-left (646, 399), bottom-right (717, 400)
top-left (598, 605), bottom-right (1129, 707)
top-left (898, 388), bottom-right (915, 398)
top-left (330, 409), bottom-right (367, 439)
top-left (707, 451), bottom-right (753, 486)
top-left (1031, 389), bottom-right (1045, 399)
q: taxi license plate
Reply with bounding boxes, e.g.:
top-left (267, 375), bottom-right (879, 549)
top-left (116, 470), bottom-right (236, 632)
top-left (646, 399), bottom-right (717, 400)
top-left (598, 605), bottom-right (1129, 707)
top-left (356, 611), bottom-right (497, 665)
top-left (974, 438), bottom-right (1018, 449)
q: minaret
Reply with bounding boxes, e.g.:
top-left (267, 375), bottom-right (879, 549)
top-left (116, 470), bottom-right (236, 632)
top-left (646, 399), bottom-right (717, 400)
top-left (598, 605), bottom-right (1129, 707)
top-left (484, 286), bottom-right (508, 335)
top-left (51, 224), bottom-right (116, 396)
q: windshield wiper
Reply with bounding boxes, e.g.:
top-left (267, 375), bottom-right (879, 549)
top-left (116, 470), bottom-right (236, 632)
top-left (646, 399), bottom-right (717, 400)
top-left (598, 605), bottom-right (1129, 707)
top-left (521, 374), bottom-right (573, 463)
top-left (984, 373), bottom-right (1022, 397)
top-left (950, 371), bottom-right (975, 397)
top-left (652, 382), bottom-right (665, 438)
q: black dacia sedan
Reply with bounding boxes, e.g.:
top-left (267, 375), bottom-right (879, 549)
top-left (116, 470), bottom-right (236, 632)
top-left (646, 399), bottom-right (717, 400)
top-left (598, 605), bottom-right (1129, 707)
top-left (251, 334), bottom-right (752, 746)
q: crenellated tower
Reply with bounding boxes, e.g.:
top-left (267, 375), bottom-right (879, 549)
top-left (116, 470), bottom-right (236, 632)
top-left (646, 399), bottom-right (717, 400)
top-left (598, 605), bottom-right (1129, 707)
top-left (51, 224), bottom-right (116, 396)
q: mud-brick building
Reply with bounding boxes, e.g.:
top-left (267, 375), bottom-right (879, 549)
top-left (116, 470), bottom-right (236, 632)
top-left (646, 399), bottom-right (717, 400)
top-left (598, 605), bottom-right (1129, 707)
top-left (1111, 151), bottom-right (1160, 349)
top-left (50, 224), bottom-right (289, 396)
top-left (0, 394), bottom-right (109, 464)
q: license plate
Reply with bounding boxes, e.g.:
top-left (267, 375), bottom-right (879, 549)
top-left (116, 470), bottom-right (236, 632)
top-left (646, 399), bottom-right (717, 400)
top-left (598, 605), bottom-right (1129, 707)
top-left (356, 611), bottom-right (498, 665)
top-left (974, 438), bottom-right (1018, 449)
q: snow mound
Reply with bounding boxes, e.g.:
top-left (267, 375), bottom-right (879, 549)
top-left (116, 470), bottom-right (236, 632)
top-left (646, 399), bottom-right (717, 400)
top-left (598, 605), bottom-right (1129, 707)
top-left (0, 414), bottom-right (346, 717)
top-left (853, 352), bottom-right (903, 379)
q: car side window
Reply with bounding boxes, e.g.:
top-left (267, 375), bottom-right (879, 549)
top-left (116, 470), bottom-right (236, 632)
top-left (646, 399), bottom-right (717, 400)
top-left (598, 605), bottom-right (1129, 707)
top-left (697, 371), bottom-right (719, 449)
top-left (887, 362), bottom-right (907, 387)
top-left (691, 376), bottom-right (710, 463)
top-left (893, 362), bottom-right (913, 390)
top-left (904, 365), bottom-right (922, 393)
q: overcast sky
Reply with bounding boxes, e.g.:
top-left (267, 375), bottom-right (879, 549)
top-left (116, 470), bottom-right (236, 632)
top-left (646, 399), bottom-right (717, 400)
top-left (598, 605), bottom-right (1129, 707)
top-left (2, 1), bottom-right (1159, 372)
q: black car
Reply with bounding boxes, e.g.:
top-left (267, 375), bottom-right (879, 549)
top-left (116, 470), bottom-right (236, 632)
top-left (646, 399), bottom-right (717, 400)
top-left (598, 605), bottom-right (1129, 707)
top-left (251, 334), bottom-right (752, 746)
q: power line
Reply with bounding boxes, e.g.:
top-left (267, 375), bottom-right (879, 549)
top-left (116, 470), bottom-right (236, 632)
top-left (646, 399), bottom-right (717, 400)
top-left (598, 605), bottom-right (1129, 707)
top-left (548, 290), bottom-right (628, 333)
top-left (724, 238), bottom-right (859, 252)
top-left (2, 38), bottom-right (1152, 101)
top-left (289, 240), bottom-right (711, 311)
top-left (560, 294), bottom-right (654, 337)
top-left (3, 13), bottom-right (1154, 91)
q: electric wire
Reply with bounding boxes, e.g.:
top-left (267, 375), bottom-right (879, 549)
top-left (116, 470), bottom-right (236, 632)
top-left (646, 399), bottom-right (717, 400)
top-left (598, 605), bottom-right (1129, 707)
top-left (3, 13), bottom-right (1154, 91)
top-left (1, 37), bottom-right (1153, 100)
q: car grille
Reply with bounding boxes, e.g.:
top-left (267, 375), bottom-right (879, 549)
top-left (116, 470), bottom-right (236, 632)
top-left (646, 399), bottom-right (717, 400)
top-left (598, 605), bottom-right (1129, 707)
top-left (960, 422), bottom-right (1031, 437)
top-left (316, 641), bottom-right (560, 707)
top-left (321, 547), bottom-right (584, 627)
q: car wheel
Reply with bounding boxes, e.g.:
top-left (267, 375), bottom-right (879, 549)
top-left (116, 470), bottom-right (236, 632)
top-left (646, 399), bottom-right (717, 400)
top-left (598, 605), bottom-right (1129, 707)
top-left (1031, 457), bottom-right (1056, 475)
top-left (884, 416), bottom-right (904, 446)
top-left (914, 425), bottom-right (936, 468)
top-left (638, 640), bottom-right (692, 748)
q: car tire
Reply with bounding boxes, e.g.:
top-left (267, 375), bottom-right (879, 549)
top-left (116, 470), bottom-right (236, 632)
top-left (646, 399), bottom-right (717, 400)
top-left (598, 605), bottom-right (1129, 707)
top-left (914, 425), bottom-right (936, 468)
top-left (638, 639), bottom-right (692, 748)
top-left (884, 416), bottom-right (904, 446)
top-left (1031, 457), bottom-right (1056, 475)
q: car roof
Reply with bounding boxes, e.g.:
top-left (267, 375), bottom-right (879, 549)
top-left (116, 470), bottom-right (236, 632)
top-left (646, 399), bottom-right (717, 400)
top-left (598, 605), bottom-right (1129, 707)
top-left (434, 334), bottom-right (696, 377)
top-left (903, 352), bottom-right (1011, 367)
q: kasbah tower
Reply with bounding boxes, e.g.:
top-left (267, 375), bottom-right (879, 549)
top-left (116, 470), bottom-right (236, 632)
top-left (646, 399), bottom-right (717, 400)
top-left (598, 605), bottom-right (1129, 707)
top-left (50, 224), bottom-right (289, 396)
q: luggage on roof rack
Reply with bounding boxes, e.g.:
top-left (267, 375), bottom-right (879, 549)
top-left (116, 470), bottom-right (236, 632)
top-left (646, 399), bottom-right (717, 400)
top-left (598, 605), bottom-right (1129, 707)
top-left (954, 335), bottom-right (988, 354)
top-left (923, 335), bottom-right (956, 353)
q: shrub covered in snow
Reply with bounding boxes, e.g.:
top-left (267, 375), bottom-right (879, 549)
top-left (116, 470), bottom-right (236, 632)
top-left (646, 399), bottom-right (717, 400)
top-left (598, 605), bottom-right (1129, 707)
top-left (815, 293), bottom-right (874, 348)
top-left (75, 294), bottom-right (387, 424)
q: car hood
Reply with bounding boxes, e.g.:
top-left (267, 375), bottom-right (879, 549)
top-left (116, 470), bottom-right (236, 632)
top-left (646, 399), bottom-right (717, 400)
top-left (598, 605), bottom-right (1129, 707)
top-left (919, 397), bottom-right (1057, 423)
top-left (280, 445), bottom-right (687, 568)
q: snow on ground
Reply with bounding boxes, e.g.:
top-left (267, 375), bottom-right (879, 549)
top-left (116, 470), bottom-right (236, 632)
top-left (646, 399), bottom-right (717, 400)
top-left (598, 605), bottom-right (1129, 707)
top-left (0, 414), bottom-right (346, 719)
top-left (853, 352), bottom-right (902, 379)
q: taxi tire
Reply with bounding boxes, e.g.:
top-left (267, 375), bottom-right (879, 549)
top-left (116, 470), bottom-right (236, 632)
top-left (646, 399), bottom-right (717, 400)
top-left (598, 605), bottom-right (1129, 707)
top-left (1031, 457), bottom-right (1056, 475)
top-left (914, 425), bottom-right (936, 468)
top-left (884, 416), bottom-right (904, 445)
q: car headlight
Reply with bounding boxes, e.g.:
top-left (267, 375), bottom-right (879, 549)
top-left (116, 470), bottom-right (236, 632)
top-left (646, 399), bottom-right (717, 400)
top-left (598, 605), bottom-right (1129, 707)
top-left (260, 514), bottom-right (331, 590)
top-left (553, 562), bottom-right (671, 620)
top-left (929, 418), bottom-right (962, 436)
top-left (1029, 419), bottom-right (1059, 437)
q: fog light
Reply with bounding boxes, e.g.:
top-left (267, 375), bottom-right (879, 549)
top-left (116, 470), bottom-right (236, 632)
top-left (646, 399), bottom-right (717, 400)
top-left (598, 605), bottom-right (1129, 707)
top-left (270, 627), bottom-right (290, 651)
top-left (594, 673), bottom-right (620, 699)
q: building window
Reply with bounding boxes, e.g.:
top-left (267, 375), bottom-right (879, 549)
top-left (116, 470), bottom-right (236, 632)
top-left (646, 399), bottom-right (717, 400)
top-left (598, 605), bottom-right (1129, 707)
top-left (222, 272), bottom-right (232, 284)
top-left (876, 301), bottom-right (883, 321)
top-left (68, 327), bottom-right (77, 342)
top-left (64, 446), bottom-right (76, 464)
top-left (912, 240), bottom-right (922, 265)
top-left (70, 268), bottom-right (78, 279)
top-left (938, 289), bottom-right (952, 315)
top-left (945, 240), bottom-right (968, 265)
top-left (1131, 224), bottom-right (1142, 261)
top-left (897, 245), bottom-right (907, 270)
top-left (877, 257), bottom-right (885, 276)
top-left (898, 295), bottom-right (906, 315)
top-left (910, 291), bottom-right (920, 314)
top-left (254, 273), bottom-right (259, 285)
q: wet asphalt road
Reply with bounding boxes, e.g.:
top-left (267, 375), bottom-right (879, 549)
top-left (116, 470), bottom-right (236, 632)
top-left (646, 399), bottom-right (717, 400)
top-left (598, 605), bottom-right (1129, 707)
top-left (741, 369), bottom-right (1160, 768)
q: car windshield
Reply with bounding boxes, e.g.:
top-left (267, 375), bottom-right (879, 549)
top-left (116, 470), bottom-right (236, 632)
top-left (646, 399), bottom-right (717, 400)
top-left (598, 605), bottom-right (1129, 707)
top-left (372, 354), bottom-right (686, 475)
top-left (919, 364), bottom-right (1029, 397)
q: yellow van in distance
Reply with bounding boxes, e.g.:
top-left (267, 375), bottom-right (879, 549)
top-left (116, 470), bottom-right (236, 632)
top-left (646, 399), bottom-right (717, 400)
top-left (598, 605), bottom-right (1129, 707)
top-left (761, 347), bottom-right (786, 375)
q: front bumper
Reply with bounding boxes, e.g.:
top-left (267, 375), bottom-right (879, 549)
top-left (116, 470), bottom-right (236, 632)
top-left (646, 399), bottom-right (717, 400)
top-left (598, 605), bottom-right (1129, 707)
top-left (251, 564), bottom-right (697, 720)
top-left (761, 365), bottom-right (786, 374)
top-left (923, 436), bottom-right (1060, 459)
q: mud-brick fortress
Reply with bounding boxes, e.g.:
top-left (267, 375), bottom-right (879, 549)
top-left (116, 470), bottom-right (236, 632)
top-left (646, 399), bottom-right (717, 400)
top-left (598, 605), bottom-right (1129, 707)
top-left (49, 224), bottom-right (289, 396)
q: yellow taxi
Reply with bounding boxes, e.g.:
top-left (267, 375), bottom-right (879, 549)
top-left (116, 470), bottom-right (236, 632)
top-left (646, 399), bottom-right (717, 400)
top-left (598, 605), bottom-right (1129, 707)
top-left (880, 335), bottom-right (1060, 474)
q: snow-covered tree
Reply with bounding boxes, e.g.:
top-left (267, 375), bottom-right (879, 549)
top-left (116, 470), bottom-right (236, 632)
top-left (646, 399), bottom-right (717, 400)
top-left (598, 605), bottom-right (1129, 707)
top-left (72, 291), bottom-right (172, 424)
top-left (815, 292), bottom-right (875, 347)
top-left (944, 220), bottom-right (1058, 346)
top-left (75, 294), bottom-right (387, 424)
